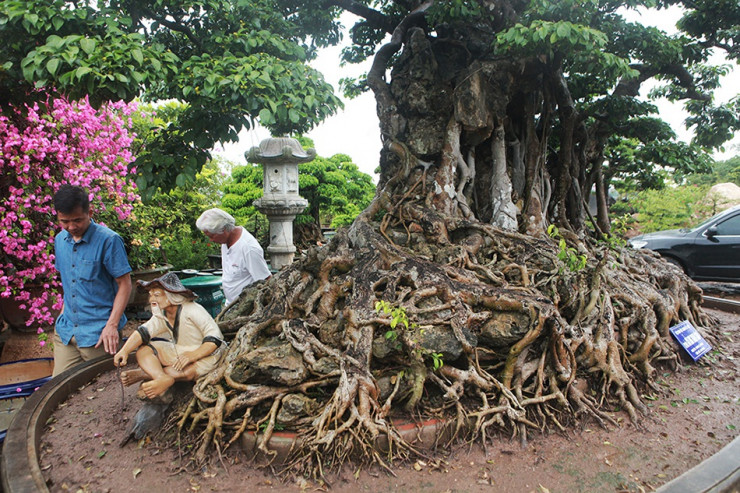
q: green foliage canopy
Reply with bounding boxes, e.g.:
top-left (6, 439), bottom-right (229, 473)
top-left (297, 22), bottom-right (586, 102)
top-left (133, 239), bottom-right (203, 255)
top-left (338, 0), bottom-right (738, 202)
top-left (0, 0), bottom-right (343, 195)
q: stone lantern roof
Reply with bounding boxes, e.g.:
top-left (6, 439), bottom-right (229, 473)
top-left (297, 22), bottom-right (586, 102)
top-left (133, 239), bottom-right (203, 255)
top-left (246, 136), bottom-right (316, 165)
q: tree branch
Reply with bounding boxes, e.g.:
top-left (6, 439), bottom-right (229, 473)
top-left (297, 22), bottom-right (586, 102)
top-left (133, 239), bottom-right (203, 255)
top-left (324, 0), bottom-right (397, 34)
top-left (139, 6), bottom-right (203, 52)
top-left (366, 2), bottom-right (432, 112)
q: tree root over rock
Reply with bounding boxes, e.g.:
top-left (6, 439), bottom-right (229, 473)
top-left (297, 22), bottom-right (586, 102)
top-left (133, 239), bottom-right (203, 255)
top-left (173, 212), bottom-right (716, 480)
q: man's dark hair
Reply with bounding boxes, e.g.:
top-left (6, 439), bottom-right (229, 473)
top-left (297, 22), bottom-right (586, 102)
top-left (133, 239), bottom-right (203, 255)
top-left (53, 185), bottom-right (90, 214)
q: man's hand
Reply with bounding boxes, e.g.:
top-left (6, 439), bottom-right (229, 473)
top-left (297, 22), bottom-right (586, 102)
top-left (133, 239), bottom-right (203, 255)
top-left (95, 322), bottom-right (120, 355)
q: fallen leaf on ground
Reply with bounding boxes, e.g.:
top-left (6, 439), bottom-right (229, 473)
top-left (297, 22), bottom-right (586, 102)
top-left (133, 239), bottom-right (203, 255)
top-left (133, 468), bottom-right (142, 478)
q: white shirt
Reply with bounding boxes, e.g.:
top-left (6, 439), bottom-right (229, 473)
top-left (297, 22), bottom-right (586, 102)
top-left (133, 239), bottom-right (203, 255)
top-left (221, 227), bottom-right (271, 305)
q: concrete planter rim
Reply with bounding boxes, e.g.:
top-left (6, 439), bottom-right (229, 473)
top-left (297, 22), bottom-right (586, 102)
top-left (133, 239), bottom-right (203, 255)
top-left (1, 356), bottom-right (112, 493)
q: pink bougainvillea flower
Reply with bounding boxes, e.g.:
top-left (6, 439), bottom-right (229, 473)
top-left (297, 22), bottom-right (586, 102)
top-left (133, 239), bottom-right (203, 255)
top-left (1, 93), bottom-right (140, 343)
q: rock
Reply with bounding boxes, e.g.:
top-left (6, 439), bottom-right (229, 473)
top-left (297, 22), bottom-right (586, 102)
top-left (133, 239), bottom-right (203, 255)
top-left (231, 339), bottom-right (307, 386)
top-left (313, 356), bottom-right (339, 375)
top-left (707, 182), bottom-right (740, 208)
top-left (699, 182), bottom-right (740, 212)
top-left (419, 325), bottom-right (477, 361)
top-left (375, 372), bottom-right (413, 402)
top-left (276, 394), bottom-right (317, 425)
top-left (120, 400), bottom-right (170, 447)
top-left (478, 311), bottom-right (531, 348)
top-left (373, 335), bottom-right (400, 360)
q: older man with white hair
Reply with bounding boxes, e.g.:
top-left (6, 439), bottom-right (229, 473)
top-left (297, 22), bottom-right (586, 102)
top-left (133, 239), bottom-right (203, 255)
top-left (196, 208), bottom-right (271, 306)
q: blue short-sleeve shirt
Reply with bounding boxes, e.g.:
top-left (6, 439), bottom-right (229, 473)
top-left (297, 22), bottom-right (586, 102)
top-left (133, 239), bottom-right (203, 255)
top-left (54, 220), bottom-right (132, 347)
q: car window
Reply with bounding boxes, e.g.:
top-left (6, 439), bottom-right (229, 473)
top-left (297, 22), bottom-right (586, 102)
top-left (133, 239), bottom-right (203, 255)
top-left (690, 208), bottom-right (733, 232)
top-left (713, 213), bottom-right (740, 235)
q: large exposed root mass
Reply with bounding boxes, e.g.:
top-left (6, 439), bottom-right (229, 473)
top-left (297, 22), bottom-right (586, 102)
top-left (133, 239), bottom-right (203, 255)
top-left (176, 208), bottom-right (715, 478)
top-left (171, 3), bottom-right (719, 479)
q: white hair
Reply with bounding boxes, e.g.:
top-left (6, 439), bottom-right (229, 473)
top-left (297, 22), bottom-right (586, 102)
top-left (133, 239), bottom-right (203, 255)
top-left (164, 290), bottom-right (189, 305)
top-left (196, 208), bottom-right (236, 234)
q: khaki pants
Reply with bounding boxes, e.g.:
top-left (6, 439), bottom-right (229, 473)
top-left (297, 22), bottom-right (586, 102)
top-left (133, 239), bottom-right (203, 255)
top-left (52, 332), bottom-right (111, 377)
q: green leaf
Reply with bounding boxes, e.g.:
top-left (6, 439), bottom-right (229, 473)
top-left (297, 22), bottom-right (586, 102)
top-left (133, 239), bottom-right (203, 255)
top-left (556, 23), bottom-right (570, 38)
top-left (75, 66), bottom-right (92, 79)
top-left (80, 37), bottom-right (96, 55)
top-left (46, 58), bottom-right (60, 75)
top-left (47, 35), bottom-right (65, 49)
top-left (131, 49), bottom-right (144, 65)
top-left (47, 13), bottom-right (64, 29)
top-left (258, 108), bottom-right (273, 124)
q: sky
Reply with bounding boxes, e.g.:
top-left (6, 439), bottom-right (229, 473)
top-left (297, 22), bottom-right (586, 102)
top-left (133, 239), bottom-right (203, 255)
top-left (214, 7), bottom-right (739, 179)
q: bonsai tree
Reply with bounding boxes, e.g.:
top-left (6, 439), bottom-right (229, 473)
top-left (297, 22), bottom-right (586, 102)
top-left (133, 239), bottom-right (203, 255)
top-left (186, 0), bottom-right (737, 476)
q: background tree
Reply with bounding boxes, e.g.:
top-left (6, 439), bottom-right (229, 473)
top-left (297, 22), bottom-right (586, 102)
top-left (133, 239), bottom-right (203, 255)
top-left (0, 0), bottom-right (343, 195)
top-left (688, 155), bottom-right (740, 187)
top-left (134, 159), bottom-right (226, 271)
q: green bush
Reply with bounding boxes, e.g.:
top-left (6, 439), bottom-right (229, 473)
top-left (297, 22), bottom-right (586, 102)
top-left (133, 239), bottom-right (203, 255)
top-left (625, 185), bottom-right (712, 234)
top-left (162, 236), bottom-right (214, 271)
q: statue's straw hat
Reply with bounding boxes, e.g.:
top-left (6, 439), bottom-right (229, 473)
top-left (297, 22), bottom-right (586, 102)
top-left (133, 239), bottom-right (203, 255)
top-left (137, 272), bottom-right (196, 300)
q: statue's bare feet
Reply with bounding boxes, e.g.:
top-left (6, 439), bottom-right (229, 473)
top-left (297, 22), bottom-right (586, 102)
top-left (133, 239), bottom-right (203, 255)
top-left (140, 375), bottom-right (175, 399)
top-left (120, 368), bottom-right (149, 386)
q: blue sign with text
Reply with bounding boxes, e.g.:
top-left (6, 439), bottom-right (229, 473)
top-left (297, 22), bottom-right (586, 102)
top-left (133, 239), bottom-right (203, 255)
top-left (669, 320), bottom-right (712, 361)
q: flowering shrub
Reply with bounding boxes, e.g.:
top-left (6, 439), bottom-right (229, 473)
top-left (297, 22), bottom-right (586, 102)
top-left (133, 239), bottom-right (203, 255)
top-left (0, 95), bottom-right (139, 334)
top-left (103, 200), bottom-right (168, 271)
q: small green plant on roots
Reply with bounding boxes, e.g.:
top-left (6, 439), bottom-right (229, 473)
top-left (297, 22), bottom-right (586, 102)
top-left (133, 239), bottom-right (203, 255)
top-left (548, 225), bottom-right (587, 272)
top-left (375, 300), bottom-right (445, 371)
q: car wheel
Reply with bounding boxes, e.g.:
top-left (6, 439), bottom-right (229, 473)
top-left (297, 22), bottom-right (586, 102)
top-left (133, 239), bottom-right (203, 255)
top-left (663, 256), bottom-right (686, 274)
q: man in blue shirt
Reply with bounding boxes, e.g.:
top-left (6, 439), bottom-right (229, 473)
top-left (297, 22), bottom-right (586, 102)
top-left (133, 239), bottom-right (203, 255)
top-left (52, 185), bottom-right (132, 376)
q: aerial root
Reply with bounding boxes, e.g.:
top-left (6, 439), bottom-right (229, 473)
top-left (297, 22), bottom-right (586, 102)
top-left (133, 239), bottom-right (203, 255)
top-left (567, 385), bottom-right (617, 427)
top-left (195, 385), bottom-right (227, 462)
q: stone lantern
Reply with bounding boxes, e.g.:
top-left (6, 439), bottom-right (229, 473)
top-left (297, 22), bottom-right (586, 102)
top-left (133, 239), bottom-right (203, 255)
top-left (247, 137), bottom-right (314, 270)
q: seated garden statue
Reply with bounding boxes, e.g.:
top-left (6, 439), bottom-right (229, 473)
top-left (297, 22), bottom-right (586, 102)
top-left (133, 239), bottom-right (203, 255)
top-left (114, 272), bottom-right (226, 401)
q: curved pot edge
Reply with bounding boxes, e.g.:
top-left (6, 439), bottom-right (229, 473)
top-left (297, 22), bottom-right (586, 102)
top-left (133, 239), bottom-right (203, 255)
top-left (1, 356), bottom-right (113, 493)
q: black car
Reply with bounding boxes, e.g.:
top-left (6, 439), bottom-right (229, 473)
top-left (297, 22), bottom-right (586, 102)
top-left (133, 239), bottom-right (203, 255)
top-left (628, 204), bottom-right (740, 282)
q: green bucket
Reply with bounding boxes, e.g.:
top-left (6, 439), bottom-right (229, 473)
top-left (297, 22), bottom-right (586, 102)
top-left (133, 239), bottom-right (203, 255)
top-left (180, 275), bottom-right (225, 318)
